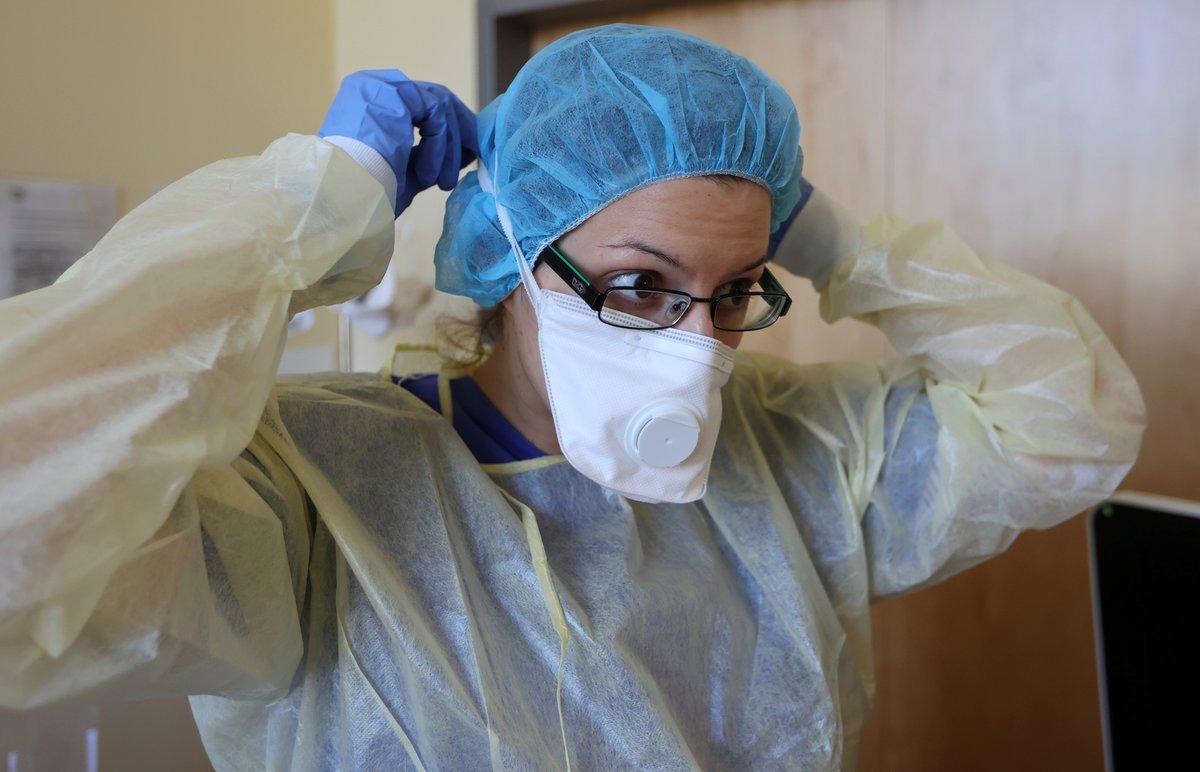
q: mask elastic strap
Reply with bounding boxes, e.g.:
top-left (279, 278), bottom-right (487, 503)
top-left (477, 158), bottom-right (541, 310)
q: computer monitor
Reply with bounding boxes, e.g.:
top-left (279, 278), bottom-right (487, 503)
top-left (1089, 491), bottom-right (1200, 770)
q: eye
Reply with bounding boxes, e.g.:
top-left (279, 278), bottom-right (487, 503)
top-left (605, 271), bottom-right (659, 299)
top-left (719, 277), bottom-right (756, 296)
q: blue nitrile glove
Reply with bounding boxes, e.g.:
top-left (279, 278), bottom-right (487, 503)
top-left (767, 175), bottom-right (860, 290)
top-left (319, 70), bottom-right (478, 216)
top-left (766, 175), bottom-right (814, 260)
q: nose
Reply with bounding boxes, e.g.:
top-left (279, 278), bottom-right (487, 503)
top-left (675, 300), bottom-right (716, 338)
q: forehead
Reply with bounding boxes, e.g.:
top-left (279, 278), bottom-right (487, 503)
top-left (573, 176), bottom-right (772, 247)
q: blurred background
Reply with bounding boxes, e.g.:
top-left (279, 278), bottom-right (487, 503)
top-left (1, 0), bottom-right (1196, 769)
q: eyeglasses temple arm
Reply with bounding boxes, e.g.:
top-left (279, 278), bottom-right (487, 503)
top-left (760, 266), bottom-right (792, 317)
top-left (541, 243), bottom-right (606, 310)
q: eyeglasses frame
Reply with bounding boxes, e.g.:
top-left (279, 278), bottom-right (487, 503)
top-left (540, 242), bottom-right (792, 332)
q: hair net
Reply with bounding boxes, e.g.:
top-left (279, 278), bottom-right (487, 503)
top-left (434, 23), bottom-right (804, 307)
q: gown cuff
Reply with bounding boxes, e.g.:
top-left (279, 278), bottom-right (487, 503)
top-left (321, 135), bottom-right (399, 214)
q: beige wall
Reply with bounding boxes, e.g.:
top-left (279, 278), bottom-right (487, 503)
top-left (0, 0), bottom-right (334, 214)
top-left (332, 0), bottom-right (476, 100)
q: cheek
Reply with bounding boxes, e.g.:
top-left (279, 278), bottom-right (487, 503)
top-left (716, 330), bottom-right (744, 349)
top-left (505, 290), bottom-right (552, 402)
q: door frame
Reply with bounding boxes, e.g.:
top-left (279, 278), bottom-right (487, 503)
top-left (477, 0), bottom-right (716, 101)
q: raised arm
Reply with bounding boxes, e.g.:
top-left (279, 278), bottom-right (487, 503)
top-left (0, 134), bottom-right (394, 706)
top-left (769, 186), bottom-right (1146, 598)
top-left (0, 71), bottom-right (478, 707)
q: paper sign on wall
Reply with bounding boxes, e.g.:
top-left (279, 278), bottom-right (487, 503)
top-left (0, 179), bottom-right (118, 299)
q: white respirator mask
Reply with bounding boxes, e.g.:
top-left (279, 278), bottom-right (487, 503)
top-left (480, 162), bottom-right (735, 504)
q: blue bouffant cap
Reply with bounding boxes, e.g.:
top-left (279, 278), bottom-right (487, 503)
top-left (434, 24), bottom-right (803, 307)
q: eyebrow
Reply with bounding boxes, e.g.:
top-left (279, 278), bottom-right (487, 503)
top-left (602, 239), bottom-right (682, 269)
top-left (731, 255), bottom-right (768, 277)
top-left (603, 239), bottom-right (767, 279)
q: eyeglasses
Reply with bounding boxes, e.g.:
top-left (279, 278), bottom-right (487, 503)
top-left (541, 242), bottom-right (792, 332)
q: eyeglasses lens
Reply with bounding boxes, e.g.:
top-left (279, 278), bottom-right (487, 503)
top-left (713, 293), bottom-right (784, 331)
top-left (600, 289), bottom-right (691, 329)
top-left (599, 288), bottom-right (786, 331)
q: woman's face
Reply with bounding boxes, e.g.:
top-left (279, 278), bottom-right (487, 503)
top-left (491, 176), bottom-right (772, 441)
top-left (530, 176), bottom-right (773, 349)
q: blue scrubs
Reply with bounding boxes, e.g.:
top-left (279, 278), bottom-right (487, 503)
top-left (396, 373), bottom-right (545, 464)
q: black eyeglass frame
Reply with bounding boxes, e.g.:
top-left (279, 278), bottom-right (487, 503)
top-left (541, 242), bottom-right (792, 332)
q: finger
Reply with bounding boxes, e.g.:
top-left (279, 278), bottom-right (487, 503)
top-left (435, 93), bottom-right (463, 190)
top-left (391, 77), bottom-right (427, 122)
top-left (446, 93), bottom-right (480, 162)
top-left (409, 85), bottom-right (449, 190)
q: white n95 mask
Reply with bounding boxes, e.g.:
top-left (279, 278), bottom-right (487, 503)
top-left (481, 163), bottom-right (735, 504)
top-left (527, 285), bottom-right (735, 503)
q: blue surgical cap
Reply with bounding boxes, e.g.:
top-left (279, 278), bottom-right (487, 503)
top-left (434, 23), bottom-right (804, 307)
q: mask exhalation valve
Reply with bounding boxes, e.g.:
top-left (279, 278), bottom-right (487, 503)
top-left (625, 401), bottom-right (702, 468)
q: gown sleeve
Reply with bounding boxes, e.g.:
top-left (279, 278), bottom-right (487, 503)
top-left (0, 134), bottom-right (395, 706)
top-left (766, 190), bottom-right (1146, 599)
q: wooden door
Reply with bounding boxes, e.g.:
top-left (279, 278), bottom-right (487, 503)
top-left (532, 1), bottom-right (1200, 768)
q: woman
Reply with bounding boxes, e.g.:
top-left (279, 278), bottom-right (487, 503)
top-left (0, 24), bottom-right (1144, 770)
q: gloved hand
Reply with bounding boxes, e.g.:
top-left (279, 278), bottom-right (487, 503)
top-left (766, 175), bottom-right (814, 261)
top-left (767, 175), bottom-right (859, 290)
top-left (319, 70), bottom-right (478, 216)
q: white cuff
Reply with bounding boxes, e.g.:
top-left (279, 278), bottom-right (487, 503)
top-left (772, 188), bottom-right (860, 289)
top-left (322, 136), bottom-right (399, 213)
